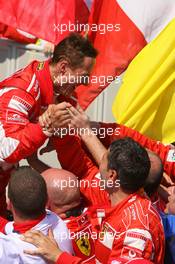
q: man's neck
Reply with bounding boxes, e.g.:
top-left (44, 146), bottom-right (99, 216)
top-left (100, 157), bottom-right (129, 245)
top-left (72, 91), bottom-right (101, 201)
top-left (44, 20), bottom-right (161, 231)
top-left (10, 207), bottom-right (26, 224)
top-left (13, 215), bottom-right (33, 224)
top-left (13, 212), bottom-right (45, 224)
top-left (12, 213), bottom-right (46, 234)
top-left (110, 189), bottom-right (130, 207)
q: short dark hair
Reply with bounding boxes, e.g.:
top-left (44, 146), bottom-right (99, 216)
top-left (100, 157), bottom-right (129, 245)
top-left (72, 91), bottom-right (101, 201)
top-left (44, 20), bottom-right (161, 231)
top-left (8, 166), bottom-right (48, 219)
top-left (108, 137), bottom-right (150, 192)
top-left (51, 33), bottom-right (98, 68)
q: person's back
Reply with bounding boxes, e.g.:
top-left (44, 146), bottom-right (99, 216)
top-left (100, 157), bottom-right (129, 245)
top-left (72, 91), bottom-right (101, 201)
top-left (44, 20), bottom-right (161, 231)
top-left (0, 210), bottom-right (72, 264)
top-left (0, 166), bottom-right (72, 263)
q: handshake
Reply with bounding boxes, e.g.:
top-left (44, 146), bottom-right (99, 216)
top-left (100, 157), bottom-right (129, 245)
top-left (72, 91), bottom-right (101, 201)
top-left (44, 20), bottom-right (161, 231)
top-left (38, 102), bottom-right (90, 137)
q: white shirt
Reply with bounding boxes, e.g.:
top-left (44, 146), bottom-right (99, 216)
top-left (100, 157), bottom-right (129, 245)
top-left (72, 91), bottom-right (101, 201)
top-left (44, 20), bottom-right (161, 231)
top-left (0, 210), bottom-right (73, 264)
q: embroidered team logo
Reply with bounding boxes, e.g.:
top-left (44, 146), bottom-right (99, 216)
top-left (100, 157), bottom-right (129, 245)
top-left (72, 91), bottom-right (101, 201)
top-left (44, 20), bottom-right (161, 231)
top-left (37, 62), bottom-right (44, 70)
top-left (167, 149), bottom-right (175, 162)
top-left (75, 235), bottom-right (91, 256)
top-left (8, 95), bottom-right (32, 115)
top-left (77, 214), bottom-right (89, 227)
top-left (6, 110), bottom-right (27, 125)
top-left (98, 222), bottom-right (116, 250)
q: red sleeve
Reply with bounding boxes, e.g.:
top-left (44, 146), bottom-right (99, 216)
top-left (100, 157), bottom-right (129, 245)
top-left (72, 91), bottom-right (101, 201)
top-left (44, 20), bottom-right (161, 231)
top-left (0, 89), bottom-right (47, 163)
top-left (52, 135), bottom-right (110, 207)
top-left (0, 23), bottom-right (37, 44)
top-left (52, 135), bottom-right (97, 180)
top-left (56, 252), bottom-right (82, 264)
top-left (100, 122), bottom-right (175, 180)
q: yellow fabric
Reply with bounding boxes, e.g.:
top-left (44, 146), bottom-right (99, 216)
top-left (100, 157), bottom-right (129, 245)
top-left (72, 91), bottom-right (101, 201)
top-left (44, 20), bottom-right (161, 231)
top-left (112, 18), bottom-right (175, 144)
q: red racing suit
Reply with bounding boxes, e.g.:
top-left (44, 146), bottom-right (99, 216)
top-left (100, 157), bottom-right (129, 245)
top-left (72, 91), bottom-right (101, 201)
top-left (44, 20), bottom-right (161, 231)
top-left (0, 59), bottom-right (54, 164)
top-left (0, 60), bottom-right (54, 214)
top-left (56, 194), bottom-right (165, 264)
top-left (52, 135), bottom-right (110, 207)
top-left (52, 135), bottom-right (110, 262)
top-left (52, 135), bottom-right (165, 264)
top-left (65, 209), bottom-right (96, 263)
top-left (52, 122), bottom-right (175, 182)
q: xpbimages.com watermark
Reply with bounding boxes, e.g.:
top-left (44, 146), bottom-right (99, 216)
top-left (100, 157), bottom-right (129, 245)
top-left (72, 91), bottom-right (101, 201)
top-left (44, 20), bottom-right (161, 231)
top-left (53, 74), bottom-right (122, 87)
top-left (53, 125), bottom-right (121, 139)
top-left (57, 229), bottom-right (122, 242)
top-left (54, 21), bottom-right (121, 35)
top-left (53, 177), bottom-right (120, 191)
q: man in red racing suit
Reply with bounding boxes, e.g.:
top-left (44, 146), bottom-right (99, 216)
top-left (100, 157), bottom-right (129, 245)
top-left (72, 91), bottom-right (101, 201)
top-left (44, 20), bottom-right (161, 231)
top-left (0, 33), bottom-right (98, 215)
top-left (47, 135), bottom-right (164, 263)
top-left (24, 136), bottom-right (165, 264)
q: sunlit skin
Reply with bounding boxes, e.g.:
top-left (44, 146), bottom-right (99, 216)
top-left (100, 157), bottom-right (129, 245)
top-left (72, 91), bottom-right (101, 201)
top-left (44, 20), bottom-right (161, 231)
top-left (48, 200), bottom-right (81, 219)
top-left (42, 169), bottom-right (81, 219)
top-left (99, 150), bottom-right (118, 194)
top-left (49, 57), bottom-right (95, 97)
top-left (165, 194), bottom-right (175, 214)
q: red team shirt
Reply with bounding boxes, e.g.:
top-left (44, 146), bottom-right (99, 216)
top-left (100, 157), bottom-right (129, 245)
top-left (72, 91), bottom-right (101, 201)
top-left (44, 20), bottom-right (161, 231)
top-left (52, 135), bottom-right (165, 263)
top-left (0, 60), bottom-right (168, 262)
top-left (0, 59), bottom-right (175, 175)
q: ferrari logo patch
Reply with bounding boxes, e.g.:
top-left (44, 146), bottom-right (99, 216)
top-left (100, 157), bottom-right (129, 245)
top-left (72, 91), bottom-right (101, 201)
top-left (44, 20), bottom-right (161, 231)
top-left (37, 62), bottom-right (44, 70)
top-left (75, 235), bottom-right (91, 256)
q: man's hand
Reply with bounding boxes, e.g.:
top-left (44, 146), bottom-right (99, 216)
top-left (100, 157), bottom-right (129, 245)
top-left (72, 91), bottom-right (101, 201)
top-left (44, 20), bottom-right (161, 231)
top-left (165, 194), bottom-right (175, 214)
top-left (51, 102), bottom-right (72, 129)
top-left (69, 105), bottom-right (90, 131)
top-left (21, 229), bottom-right (62, 263)
top-left (161, 172), bottom-right (175, 188)
top-left (39, 102), bottom-right (72, 134)
top-left (69, 105), bottom-right (107, 165)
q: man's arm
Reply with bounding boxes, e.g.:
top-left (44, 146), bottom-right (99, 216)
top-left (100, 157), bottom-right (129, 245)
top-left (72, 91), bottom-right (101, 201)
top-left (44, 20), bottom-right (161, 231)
top-left (27, 151), bottom-right (50, 174)
top-left (0, 89), bottom-right (48, 163)
top-left (0, 87), bottom-right (71, 164)
top-left (52, 135), bottom-right (109, 207)
top-left (52, 135), bottom-right (98, 179)
top-left (68, 106), bottom-right (107, 166)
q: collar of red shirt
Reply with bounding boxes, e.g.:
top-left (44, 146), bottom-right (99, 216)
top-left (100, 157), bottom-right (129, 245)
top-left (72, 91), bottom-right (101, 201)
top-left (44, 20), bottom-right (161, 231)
top-left (13, 213), bottom-right (46, 234)
top-left (35, 59), bottom-right (54, 106)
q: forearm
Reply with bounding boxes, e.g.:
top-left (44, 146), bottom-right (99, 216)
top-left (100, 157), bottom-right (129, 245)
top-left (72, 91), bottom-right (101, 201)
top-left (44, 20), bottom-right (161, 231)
top-left (27, 155), bottom-right (50, 174)
top-left (81, 128), bottom-right (107, 165)
top-left (2, 123), bottom-right (47, 164)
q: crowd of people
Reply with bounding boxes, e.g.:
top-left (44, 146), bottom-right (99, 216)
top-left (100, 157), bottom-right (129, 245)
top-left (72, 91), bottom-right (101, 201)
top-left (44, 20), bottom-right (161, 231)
top-left (0, 32), bottom-right (175, 263)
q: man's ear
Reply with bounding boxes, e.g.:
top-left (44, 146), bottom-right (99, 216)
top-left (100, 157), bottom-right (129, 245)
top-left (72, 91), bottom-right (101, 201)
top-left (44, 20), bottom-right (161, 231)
top-left (108, 169), bottom-right (117, 182)
top-left (56, 59), bottom-right (70, 75)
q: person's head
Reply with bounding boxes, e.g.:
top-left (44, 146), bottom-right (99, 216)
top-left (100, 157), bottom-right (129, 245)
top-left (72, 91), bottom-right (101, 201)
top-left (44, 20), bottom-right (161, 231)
top-left (42, 168), bottom-right (81, 219)
top-left (144, 150), bottom-right (163, 197)
top-left (8, 166), bottom-right (48, 220)
top-left (99, 137), bottom-right (150, 194)
top-left (50, 33), bottom-right (98, 96)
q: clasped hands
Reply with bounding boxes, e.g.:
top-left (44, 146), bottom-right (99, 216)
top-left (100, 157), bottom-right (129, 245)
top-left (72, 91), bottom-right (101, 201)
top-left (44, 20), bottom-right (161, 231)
top-left (39, 102), bottom-right (90, 136)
